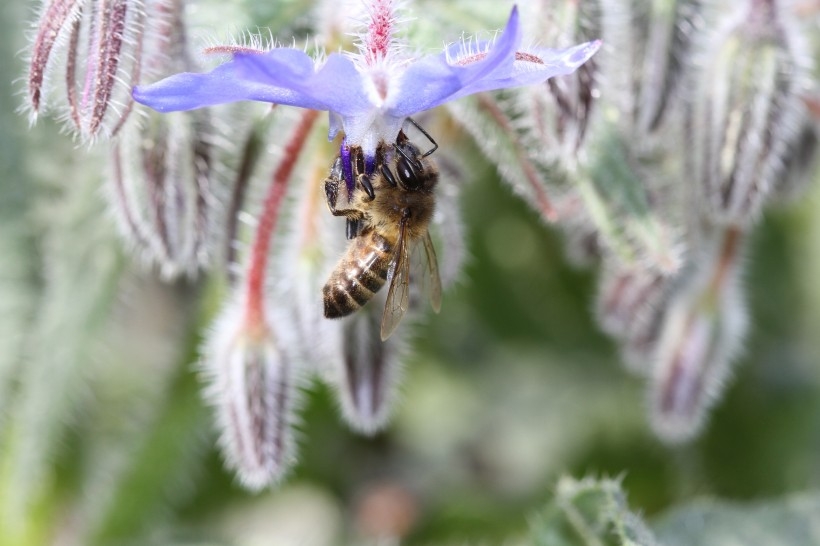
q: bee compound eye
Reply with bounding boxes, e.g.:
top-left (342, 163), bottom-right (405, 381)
top-left (397, 157), bottom-right (421, 190)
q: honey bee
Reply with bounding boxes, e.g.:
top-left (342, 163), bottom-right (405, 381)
top-left (322, 119), bottom-right (442, 340)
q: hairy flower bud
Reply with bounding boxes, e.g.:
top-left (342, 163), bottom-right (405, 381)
top-left (686, 1), bottom-right (810, 225)
top-left (203, 302), bottom-right (301, 490)
top-left (26, 0), bottom-right (162, 139)
top-left (770, 93), bottom-right (820, 202)
top-left (596, 264), bottom-right (672, 374)
top-left (625, 0), bottom-right (703, 135)
top-left (649, 227), bottom-right (748, 443)
top-left (333, 299), bottom-right (406, 435)
top-left (106, 0), bottom-right (216, 279)
top-left (109, 109), bottom-right (213, 279)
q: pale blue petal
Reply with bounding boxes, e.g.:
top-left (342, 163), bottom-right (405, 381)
top-left (390, 5), bottom-right (522, 117)
top-left (452, 40), bottom-right (603, 96)
top-left (390, 8), bottom-right (602, 118)
top-left (132, 49), bottom-right (370, 115)
top-left (236, 52), bottom-right (371, 117)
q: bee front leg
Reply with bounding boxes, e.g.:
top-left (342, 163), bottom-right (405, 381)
top-left (324, 159), bottom-right (358, 216)
top-left (358, 173), bottom-right (375, 200)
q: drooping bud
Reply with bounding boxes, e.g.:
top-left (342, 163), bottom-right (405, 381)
top-left (26, 0), bottom-right (82, 117)
top-left (686, 0), bottom-right (810, 226)
top-left (332, 298), bottom-right (406, 435)
top-left (201, 108), bottom-right (317, 488)
top-left (203, 301), bottom-right (301, 490)
top-left (649, 227), bottom-right (748, 443)
top-left (109, 110), bottom-right (213, 279)
top-left (609, 0), bottom-right (704, 135)
top-left (26, 0), bottom-right (170, 140)
top-left (769, 93), bottom-right (820, 202)
top-left (595, 263), bottom-right (673, 375)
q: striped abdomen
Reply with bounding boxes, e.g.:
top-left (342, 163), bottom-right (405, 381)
top-left (323, 230), bottom-right (394, 318)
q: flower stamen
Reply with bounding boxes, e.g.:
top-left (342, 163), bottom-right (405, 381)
top-left (204, 45), bottom-right (267, 56)
top-left (515, 51), bottom-right (544, 64)
top-left (363, 0), bottom-right (397, 65)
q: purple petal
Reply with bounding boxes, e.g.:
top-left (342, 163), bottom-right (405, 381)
top-left (390, 5), bottom-right (523, 117)
top-left (132, 49), bottom-right (369, 114)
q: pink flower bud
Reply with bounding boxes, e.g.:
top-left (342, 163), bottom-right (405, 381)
top-left (203, 302), bottom-right (301, 490)
top-left (649, 227), bottom-right (748, 443)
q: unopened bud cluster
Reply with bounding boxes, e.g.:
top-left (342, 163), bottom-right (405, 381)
top-left (586, 1), bottom-right (814, 443)
top-left (687, 0), bottom-right (809, 226)
top-left (452, 0), bottom-right (817, 443)
top-left (27, 0), bottom-right (153, 139)
top-left (29, 0), bottom-right (221, 277)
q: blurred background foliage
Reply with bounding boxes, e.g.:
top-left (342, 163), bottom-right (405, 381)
top-left (3, 0), bottom-right (820, 545)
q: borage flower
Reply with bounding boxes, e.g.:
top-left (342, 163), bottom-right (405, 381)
top-left (132, 3), bottom-right (601, 173)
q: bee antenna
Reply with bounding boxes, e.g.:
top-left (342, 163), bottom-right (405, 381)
top-left (405, 117), bottom-right (438, 157)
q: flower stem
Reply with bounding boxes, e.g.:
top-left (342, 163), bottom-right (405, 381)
top-left (476, 94), bottom-right (558, 222)
top-left (707, 224), bottom-right (743, 301)
top-left (244, 109), bottom-right (319, 333)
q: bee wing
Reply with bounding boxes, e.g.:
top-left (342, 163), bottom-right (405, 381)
top-left (380, 219), bottom-right (411, 341)
top-left (421, 230), bottom-right (442, 313)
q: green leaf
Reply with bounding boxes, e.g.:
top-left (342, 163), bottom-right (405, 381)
top-left (529, 476), bottom-right (659, 546)
top-left (653, 493), bottom-right (820, 546)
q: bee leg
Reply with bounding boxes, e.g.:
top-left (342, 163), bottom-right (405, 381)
top-left (380, 164), bottom-right (398, 187)
top-left (324, 155), bottom-right (346, 213)
top-left (324, 177), bottom-right (341, 212)
top-left (358, 173), bottom-right (376, 200)
top-left (324, 172), bottom-right (359, 216)
top-left (346, 218), bottom-right (361, 239)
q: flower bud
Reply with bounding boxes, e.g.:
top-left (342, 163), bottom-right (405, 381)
top-left (687, 1), bottom-right (810, 225)
top-left (203, 301), bottom-right (301, 490)
top-left (109, 110), bottom-right (213, 279)
top-left (769, 93), bottom-right (820, 202)
top-left (26, 0), bottom-right (158, 139)
top-left (332, 298), bottom-right (406, 435)
top-left (626, 0), bottom-right (704, 135)
top-left (595, 263), bottom-right (672, 375)
top-left (649, 227), bottom-right (748, 443)
top-left (106, 0), bottom-right (215, 279)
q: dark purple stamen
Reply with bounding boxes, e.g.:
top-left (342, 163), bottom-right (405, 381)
top-left (365, 154), bottom-right (376, 176)
top-left (340, 140), bottom-right (355, 198)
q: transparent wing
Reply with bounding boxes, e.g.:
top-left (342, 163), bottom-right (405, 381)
top-left (380, 219), bottom-right (411, 341)
top-left (422, 231), bottom-right (442, 313)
